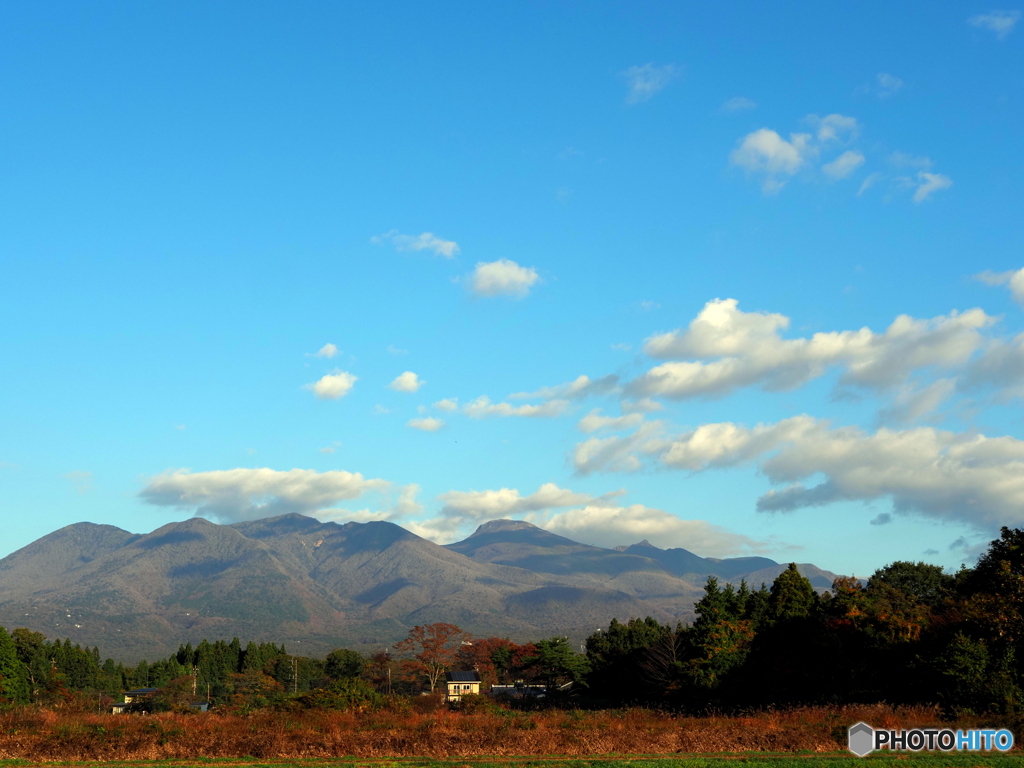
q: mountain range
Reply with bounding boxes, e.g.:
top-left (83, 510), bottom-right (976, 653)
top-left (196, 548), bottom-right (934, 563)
top-left (0, 514), bottom-right (840, 661)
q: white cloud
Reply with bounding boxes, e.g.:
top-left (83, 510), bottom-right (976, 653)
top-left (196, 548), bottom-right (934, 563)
top-left (822, 150), bottom-right (865, 180)
top-left (621, 397), bottom-right (664, 413)
top-left (371, 229), bottom-right (460, 258)
top-left (731, 114), bottom-right (865, 193)
top-left (405, 482), bottom-right (620, 543)
top-left (649, 416), bottom-right (1024, 530)
top-left (574, 414), bottom-right (1024, 530)
top-left (730, 128), bottom-right (813, 193)
top-left (402, 518), bottom-right (462, 541)
top-left (511, 374), bottom-right (619, 401)
top-left (620, 63), bottom-right (678, 104)
top-left (439, 482), bottom-right (608, 520)
top-left (306, 370), bottom-right (357, 400)
top-left (573, 420), bottom-right (663, 475)
top-left (525, 504), bottom-right (772, 556)
top-left (876, 73), bottom-right (904, 97)
top-left (387, 344), bottom-right (408, 355)
top-left (807, 113), bottom-right (860, 143)
top-left (975, 268), bottom-right (1024, 305)
top-left (464, 395), bottom-right (569, 419)
top-left (969, 10), bottom-right (1021, 38)
top-left (722, 96), bottom-right (757, 112)
top-left (913, 172), bottom-right (953, 202)
top-left (311, 343), bottom-right (339, 359)
top-left (858, 172), bottom-right (884, 196)
top-left (433, 398), bottom-right (459, 412)
top-left (630, 298), bottom-right (992, 399)
top-left (877, 379), bottom-right (957, 424)
top-left (139, 467), bottom-right (392, 523)
top-left (391, 483), bottom-right (424, 517)
top-left (315, 484), bottom-right (423, 526)
top-left (960, 330), bottom-right (1024, 398)
top-left (578, 409), bottom-right (645, 434)
top-left (388, 371), bottom-right (425, 393)
top-left (468, 259), bottom-right (539, 298)
top-left (408, 417), bottom-right (445, 432)
top-left (320, 446), bottom-right (336, 454)
top-left (858, 155), bottom-right (951, 203)
top-left (372, 404), bottom-right (392, 414)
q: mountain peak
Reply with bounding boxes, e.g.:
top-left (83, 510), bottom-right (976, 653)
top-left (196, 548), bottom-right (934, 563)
top-left (470, 519), bottom-right (539, 536)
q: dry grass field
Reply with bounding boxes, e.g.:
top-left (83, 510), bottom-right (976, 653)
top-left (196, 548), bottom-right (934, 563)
top-left (0, 702), bottom-right (1020, 762)
top-left (0, 757), bottom-right (1022, 768)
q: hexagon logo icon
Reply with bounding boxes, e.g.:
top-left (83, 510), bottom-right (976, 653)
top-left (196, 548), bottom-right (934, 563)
top-left (848, 722), bottom-right (874, 757)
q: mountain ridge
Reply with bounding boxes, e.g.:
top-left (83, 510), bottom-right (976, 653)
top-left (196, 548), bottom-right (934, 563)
top-left (0, 514), bottom-right (841, 661)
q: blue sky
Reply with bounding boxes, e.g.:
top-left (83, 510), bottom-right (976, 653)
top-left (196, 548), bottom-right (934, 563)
top-left (2, 2), bottom-right (1023, 577)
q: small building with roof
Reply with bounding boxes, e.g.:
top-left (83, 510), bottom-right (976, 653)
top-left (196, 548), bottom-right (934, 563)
top-left (444, 670), bottom-right (481, 702)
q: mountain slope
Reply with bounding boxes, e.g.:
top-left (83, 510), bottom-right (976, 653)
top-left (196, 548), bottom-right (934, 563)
top-left (0, 514), bottom-right (844, 661)
top-left (0, 516), bottom-right (676, 659)
top-left (0, 522), bottom-right (140, 596)
top-left (618, 540), bottom-right (779, 581)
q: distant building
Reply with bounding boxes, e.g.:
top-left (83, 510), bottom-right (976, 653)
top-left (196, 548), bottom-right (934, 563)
top-left (112, 687), bottom-right (159, 714)
top-left (111, 687), bottom-right (209, 713)
top-left (444, 670), bottom-right (481, 702)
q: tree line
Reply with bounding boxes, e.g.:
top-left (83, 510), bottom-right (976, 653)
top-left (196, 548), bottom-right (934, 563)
top-left (1, 526), bottom-right (1022, 714)
top-left (586, 527), bottom-right (1024, 714)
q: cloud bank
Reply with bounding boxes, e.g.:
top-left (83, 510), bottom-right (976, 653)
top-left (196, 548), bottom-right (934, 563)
top-left (630, 298), bottom-right (991, 399)
top-left (140, 467), bottom-right (392, 522)
top-left (573, 415), bottom-right (1024, 531)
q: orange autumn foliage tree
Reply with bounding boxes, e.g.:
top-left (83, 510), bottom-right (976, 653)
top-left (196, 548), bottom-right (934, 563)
top-left (393, 622), bottom-right (469, 692)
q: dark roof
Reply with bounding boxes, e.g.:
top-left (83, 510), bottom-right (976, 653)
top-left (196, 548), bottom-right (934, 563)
top-left (445, 670), bottom-right (480, 682)
top-left (125, 688), bottom-right (159, 695)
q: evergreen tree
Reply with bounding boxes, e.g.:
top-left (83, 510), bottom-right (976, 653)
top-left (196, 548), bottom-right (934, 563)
top-left (523, 636), bottom-right (589, 690)
top-left (769, 563), bottom-right (817, 621)
top-left (585, 617), bottom-right (671, 702)
top-left (684, 576), bottom-right (755, 692)
top-left (325, 648), bottom-right (364, 680)
top-left (0, 626), bottom-right (31, 704)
